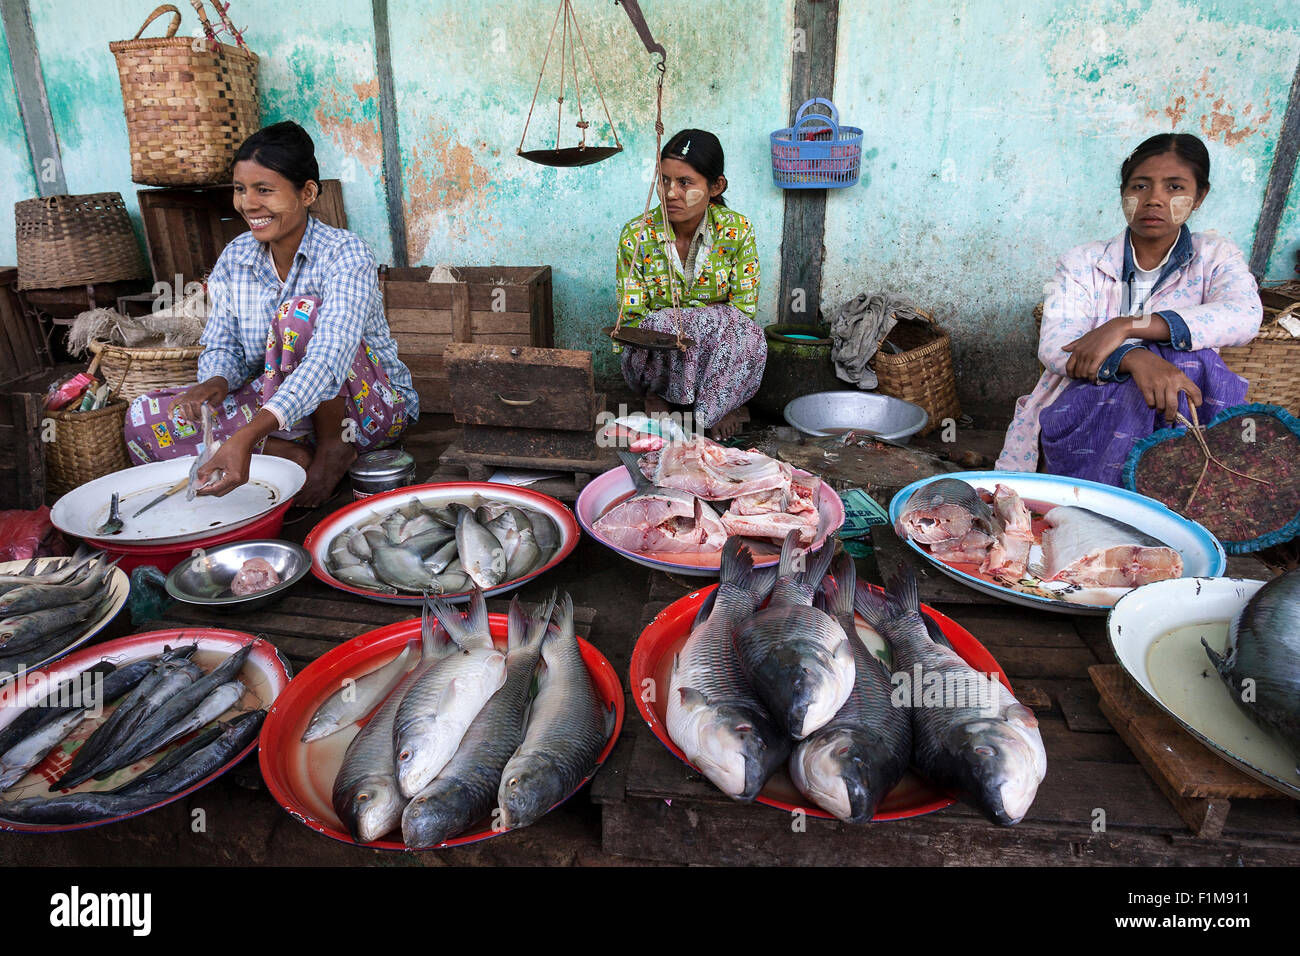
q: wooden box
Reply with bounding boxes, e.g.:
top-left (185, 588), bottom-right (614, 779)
top-left (136, 180), bottom-right (348, 285)
top-left (0, 267), bottom-right (51, 386)
top-left (380, 266), bottom-right (555, 414)
top-left (0, 390), bottom-right (47, 510)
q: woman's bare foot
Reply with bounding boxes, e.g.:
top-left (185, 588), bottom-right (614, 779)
top-left (709, 408), bottom-right (746, 441)
top-left (297, 438), bottom-right (358, 508)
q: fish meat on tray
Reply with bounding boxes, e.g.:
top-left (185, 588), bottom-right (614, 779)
top-left (639, 436), bottom-right (790, 500)
top-left (895, 478), bottom-right (1000, 546)
top-left (980, 484), bottom-right (1034, 581)
top-left (230, 558), bottom-right (281, 596)
top-left (594, 452), bottom-right (727, 553)
top-left (1040, 506), bottom-right (1182, 587)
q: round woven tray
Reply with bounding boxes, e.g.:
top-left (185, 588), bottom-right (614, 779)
top-left (89, 340), bottom-right (201, 402)
top-left (43, 401), bottom-right (130, 497)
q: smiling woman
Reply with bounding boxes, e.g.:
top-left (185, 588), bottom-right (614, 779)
top-left (122, 122), bottom-right (420, 508)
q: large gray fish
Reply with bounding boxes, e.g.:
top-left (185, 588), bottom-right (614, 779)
top-left (302, 639), bottom-right (418, 743)
top-left (0, 661), bottom-right (118, 758)
top-left (666, 539), bottom-right (788, 801)
top-left (393, 589), bottom-right (507, 797)
top-left (333, 606), bottom-right (453, 843)
top-left (733, 534), bottom-right (853, 740)
top-left (790, 555), bottom-right (912, 823)
top-left (135, 679), bottom-right (245, 756)
top-left (1040, 506), bottom-right (1182, 587)
top-left (0, 556), bottom-right (119, 617)
top-left (402, 594), bottom-right (551, 848)
top-left (498, 593), bottom-right (613, 829)
top-left (452, 504), bottom-right (507, 589)
top-left (0, 790), bottom-right (160, 823)
top-left (895, 478), bottom-right (1000, 546)
top-left (0, 548), bottom-right (96, 593)
top-left (0, 591), bottom-right (115, 653)
top-left (1203, 568), bottom-right (1300, 763)
top-left (111, 726), bottom-right (222, 795)
top-left (854, 571), bottom-right (1046, 826)
top-left (120, 709), bottom-right (265, 797)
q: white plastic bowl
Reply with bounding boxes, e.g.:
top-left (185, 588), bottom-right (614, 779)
top-left (783, 390), bottom-right (928, 443)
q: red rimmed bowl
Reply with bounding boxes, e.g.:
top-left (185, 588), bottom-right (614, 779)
top-left (630, 583), bottom-right (1014, 820)
top-left (83, 500), bottom-right (293, 574)
top-left (258, 612), bottom-right (624, 850)
top-left (303, 482), bottom-right (579, 606)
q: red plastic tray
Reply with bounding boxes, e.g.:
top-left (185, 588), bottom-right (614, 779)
top-left (84, 500), bottom-right (292, 573)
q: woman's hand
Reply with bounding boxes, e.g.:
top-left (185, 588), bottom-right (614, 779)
top-left (193, 430), bottom-right (253, 498)
top-left (1061, 317), bottom-right (1134, 380)
top-left (1121, 348), bottom-right (1203, 423)
top-left (169, 377), bottom-right (229, 424)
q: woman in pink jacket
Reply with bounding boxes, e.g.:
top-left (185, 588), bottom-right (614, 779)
top-left (996, 133), bottom-right (1262, 485)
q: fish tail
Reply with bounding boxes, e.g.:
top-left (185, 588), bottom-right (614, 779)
top-left (777, 530), bottom-right (801, 579)
top-left (550, 590), bottom-right (574, 640)
top-left (886, 568), bottom-right (921, 614)
top-left (721, 537), bottom-right (774, 598)
top-left (824, 552), bottom-right (855, 622)
top-left (428, 587), bottom-right (489, 649)
top-left (852, 581), bottom-right (893, 631)
top-left (800, 541), bottom-right (836, 592)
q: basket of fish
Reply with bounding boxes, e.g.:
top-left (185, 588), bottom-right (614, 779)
top-left (890, 472), bottom-right (1226, 614)
top-left (1109, 570), bottom-right (1300, 799)
top-left (0, 549), bottom-right (130, 683)
top-left (258, 588), bottom-right (623, 849)
top-left (303, 482), bottom-right (578, 606)
top-left (631, 534), bottom-right (1046, 825)
top-left (576, 436), bottom-right (845, 577)
top-left (0, 630), bottom-right (289, 831)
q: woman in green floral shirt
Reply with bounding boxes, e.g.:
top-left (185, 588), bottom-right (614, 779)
top-left (616, 129), bottom-right (765, 440)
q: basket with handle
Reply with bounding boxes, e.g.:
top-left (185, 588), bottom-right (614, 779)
top-left (109, 2), bottom-right (259, 187)
top-left (770, 98), bottom-right (862, 189)
top-left (43, 401), bottom-right (132, 497)
top-left (1219, 296), bottom-right (1300, 417)
top-left (872, 310), bottom-right (960, 434)
top-left (88, 340), bottom-right (203, 403)
top-left (15, 193), bottom-right (148, 291)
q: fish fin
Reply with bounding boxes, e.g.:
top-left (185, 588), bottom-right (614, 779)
top-left (1201, 637), bottom-right (1229, 676)
top-left (616, 450), bottom-right (654, 494)
top-left (693, 589), bottom-right (719, 629)
top-left (800, 541), bottom-right (836, 592)
top-left (852, 581), bottom-right (892, 631)
top-left (678, 687), bottom-right (708, 712)
top-left (886, 568), bottom-right (921, 613)
top-left (507, 596), bottom-right (526, 653)
top-left (550, 591), bottom-right (574, 642)
top-left (603, 700), bottom-right (617, 740)
top-left (922, 614), bottom-right (953, 650)
top-left (516, 591), bottom-right (556, 655)
top-left (777, 530), bottom-right (801, 579)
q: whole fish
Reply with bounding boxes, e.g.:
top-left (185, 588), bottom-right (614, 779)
top-left (1040, 506), bottom-right (1182, 587)
top-left (0, 708), bottom-right (94, 790)
top-left (527, 510), bottom-right (560, 553)
top-left (393, 589), bottom-right (507, 797)
top-left (131, 680), bottom-right (246, 757)
top-left (0, 557), bottom-right (119, 617)
top-left (1203, 568), bottom-right (1300, 762)
top-left (0, 548), bottom-right (95, 592)
top-left (402, 594), bottom-right (551, 848)
top-left (452, 504), bottom-right (507, 589)
top-left (666, 539), bottom-right (788, 801)
top-left (791, 556), bottom-right (911, 823)
top-left (333, 564), bottom-right (398, 594)
top-left (498, 592), bottom-right (613, 829)
top-left (122, 709), bottom-right (265, 796)
top-left (854, 571), bottom-right (1047, 826)
top-left (0, 661), bottom-right (118, 758)
top-left (423, 540), bottom-right (459, 576)
top-left (895, 478), bottom-right (1000, 546)
top-left (733, 534), bottom-right (853, 740)
top-left (302, 639), bottom-right (418, 743)
top-left (110, 726), bottom-right (221, 795)
top-left (333, 605), bottom-right (452, 843)
top-left (0, 591), bottom-right (114, 653)
top-left (0, 790), bottom-right (160, 824)
top-left (366, 530), bottom-right (436, 592)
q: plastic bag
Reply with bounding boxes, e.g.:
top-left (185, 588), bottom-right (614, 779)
top-left (44, 372), bottom-right (95, 411)
top-left (0, 507), bottom-right (68, 562)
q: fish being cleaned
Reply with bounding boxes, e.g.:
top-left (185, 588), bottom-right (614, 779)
top-left (302, 639), bottom-right (418, 743)
top-left (393, 589), bottom-right (507, 797)
top-left (666, 539), bottom-right (789, 801)
top-left (854, 571), bottom-right (1047, 826)
top-left (640, 436), bottom-right (790, 501)
top-left (895, 478), bottom-right (1001, 546)
top-left (1040, 506), bottom-right (1182, 587)
top-left (733, 533), bottom-right (853, 739)
top-left (791, 554), bottom-right (912, 823)
top-left (403, 594), bottom-right (551, 848)
top-left (1203, 568), bottom-right (1300, 763)
top-left (497, 593), bottom-right (613, 829)
top-left (594, 452), bottom-right (726, 554)
top-left (981, 484), bottom-right (1034, 581)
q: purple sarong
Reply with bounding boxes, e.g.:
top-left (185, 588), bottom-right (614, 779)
top-left (1039, 344), bottom-right (1247, 486)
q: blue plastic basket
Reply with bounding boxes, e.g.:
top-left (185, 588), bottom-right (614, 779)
top-left (770, 98), bottom-right (862, 189)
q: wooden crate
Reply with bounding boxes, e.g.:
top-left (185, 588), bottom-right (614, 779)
top-left (444, 343), bottom-right (594, 431)
top-left (380, 266), bottom-right (554, 414)
top-left (0, 268), bottom-right (52, 386)
top-left (0, 389), bottom-right (47, 510)
top-left (136, 180), bottom-right (348, 285)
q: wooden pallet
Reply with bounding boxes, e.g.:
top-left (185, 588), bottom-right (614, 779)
top-left (436, 442), bottom-right (618, 501)
top-left (1090, 664), bottom-right (1286, 837)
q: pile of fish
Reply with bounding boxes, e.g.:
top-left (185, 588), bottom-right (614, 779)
top-left (666, 532), bottom-right (1046, 826)
top-left (317, 587), bottom-right (614, 848)
top-left (594, 437), bottom-right (823, 555)
top-left (1203, 567), bottom-right (1300, 766)
top-left (895, 478), bottom-right (1183, 589)
top-left (325, 495), bottom-right (562, 595)
top-left (0, 548), bottom-right (122, 678)
top-left (0, 643), bottom-right (265, 824)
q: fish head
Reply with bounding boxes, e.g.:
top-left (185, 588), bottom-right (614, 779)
top-left (394, 718), bottom-right (453, 798)
top-left (498, 753), bottom-right (565, 830)
top-left (791, 728), bottom-right (882, 823)
top-left (681, 694), bottom-right (786, 801)
top-left (338, 775), bottom-right (403, 844)
top-left (947, 714), bottom-right (1046, 826)
top-left (401, 789), bottom-right (457, 849)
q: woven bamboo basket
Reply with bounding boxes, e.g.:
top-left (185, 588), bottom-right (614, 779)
top-left (110, 3), bottom-right (259, 187)
top-left (15, 193), bottom-right (148, 291)
top-left (43, 401), bottom-right (131, 497)
top-left (1220, 304), bottom-right (1300, 416)
top-left (872, 311), bottom-right (960, 435)
top-left (89, 341), bottom-right (201, 402)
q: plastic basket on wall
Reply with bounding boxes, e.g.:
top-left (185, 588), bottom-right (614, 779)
top-left (770, 98), bottom-right (862, 189)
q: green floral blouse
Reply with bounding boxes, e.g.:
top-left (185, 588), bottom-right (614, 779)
top-left (615, 204), bottom-right (760, 326)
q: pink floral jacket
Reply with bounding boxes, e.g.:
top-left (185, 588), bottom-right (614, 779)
top-left (996, 227), bottom-right (1262, 471)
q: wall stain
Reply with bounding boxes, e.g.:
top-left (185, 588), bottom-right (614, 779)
top-left (403, 131), bottom-right (499, 260)
top-left (1144, 69), bottom-right (1272, 143)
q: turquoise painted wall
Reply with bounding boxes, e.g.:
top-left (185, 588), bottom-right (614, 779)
top-left (823, 0), bottom-right (1300, 412)
top-left (0, 13), bottom-right (39, 264)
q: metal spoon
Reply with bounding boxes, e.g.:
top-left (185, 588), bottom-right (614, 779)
top-left (96, 492), bottom-right (123, 536)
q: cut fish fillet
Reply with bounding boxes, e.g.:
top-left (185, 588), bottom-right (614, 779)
top-left (1041, 506), bottom-right (1182, 587)
top-left (981, 484), bottom-right (1034, 579)
top-left (640, 437), bottom-right (789, 501)
top-left (594, 491), bottom-right (726, 553)
top-left (929, 530), bottom-right (996, 564)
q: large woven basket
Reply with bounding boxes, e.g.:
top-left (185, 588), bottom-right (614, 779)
top-left (90, 340), bottom-right (201, 402)
top-left (44, 401), bottom-right (131, 497)
top-left (15, 193), bottom-right (148, 291)
top-left (110, 3), bottom-right (259, 187)
top-left (872, 311), bottom-right (960, 434)
top-left (1220, 300), bottom-right (1300, 416)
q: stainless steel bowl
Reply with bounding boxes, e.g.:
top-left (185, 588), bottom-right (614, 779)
top-left (783, 391), bottom-right (929, 443)
top-left (165, 539), bottom-right (312, 613)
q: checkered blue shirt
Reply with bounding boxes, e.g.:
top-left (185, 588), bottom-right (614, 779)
top-left (198, 216), bottom-right (420, 430)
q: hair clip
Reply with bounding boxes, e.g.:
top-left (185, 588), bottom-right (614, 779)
top-left (681, 140), bottom-right (691, 155)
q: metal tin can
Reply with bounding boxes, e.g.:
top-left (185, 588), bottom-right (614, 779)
top-left (349, 448), bottom-right (416, 499)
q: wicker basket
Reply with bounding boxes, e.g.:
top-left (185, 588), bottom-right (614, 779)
top-left (43, 401), bottom-right (131, 497)
top-left (872, 311), bottom-right (960, 435)
top-left (110, 3), bottom-right (259, 187)
top-left (90, 341), bottom-right (201, 402)
top-left (15, 193), bottom-right (148, 291)
top-left (1220, 306), bottom-right (1300, 416)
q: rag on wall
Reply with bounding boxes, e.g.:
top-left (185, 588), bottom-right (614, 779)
top-left (830, 292), bottom-right (924, 389)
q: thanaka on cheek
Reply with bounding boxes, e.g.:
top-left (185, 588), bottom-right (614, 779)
top-left (1169, 195), bottom-right (1194, 224)
top-left (1122, 196), bottom-right (1139, 224)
